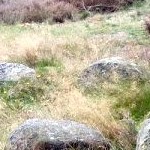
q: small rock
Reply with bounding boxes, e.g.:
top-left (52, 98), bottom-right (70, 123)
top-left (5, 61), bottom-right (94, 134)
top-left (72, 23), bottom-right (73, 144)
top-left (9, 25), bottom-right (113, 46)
top-left (0, 63), bottom-right (35, 82)
top-left (5, 119), bottom-right (111, 150)
top-left (79, 57), bottom-right (146, 87)
top-left (136, 119), bottom-right (150, 150)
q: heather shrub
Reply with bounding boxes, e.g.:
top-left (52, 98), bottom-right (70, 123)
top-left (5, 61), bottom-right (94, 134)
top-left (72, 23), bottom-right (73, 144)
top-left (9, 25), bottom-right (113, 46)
top-left (0, 0), bottom-right (144, 24)
top-left (0, 0), bottom-right (77, 24)
top-left (50, 1), bottom-right (76, 23)
top-left (60, 0), bottom-right (142, 12)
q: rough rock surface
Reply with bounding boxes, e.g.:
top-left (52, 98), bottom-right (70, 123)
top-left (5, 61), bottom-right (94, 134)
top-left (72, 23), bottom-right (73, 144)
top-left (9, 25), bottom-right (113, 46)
top-left (0, 63), bottom-right (35, 82)
top-left (79, 57), bottom-right (145, 87)
top-left (136, 119), bottom-right (150, 150)
top-left (5, 119), bottom-right (111, 150)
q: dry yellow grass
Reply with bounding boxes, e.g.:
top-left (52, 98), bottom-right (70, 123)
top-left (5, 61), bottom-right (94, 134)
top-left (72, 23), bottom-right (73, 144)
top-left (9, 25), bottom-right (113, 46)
top-left (0, 8), bottom-right (150, 149)
top-left (0, 76), bottom-right (136, 149)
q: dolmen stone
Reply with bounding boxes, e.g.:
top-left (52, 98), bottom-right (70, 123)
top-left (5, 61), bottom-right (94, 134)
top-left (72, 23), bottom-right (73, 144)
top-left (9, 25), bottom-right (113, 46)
top-left (0, 63), bottom-right (35, 82)
top-left (5, 119), bottom-right (111, 150)
top-left (79, 57), bottom-right (146, 87)
top-left (136, 119), bottom-right (150, 150)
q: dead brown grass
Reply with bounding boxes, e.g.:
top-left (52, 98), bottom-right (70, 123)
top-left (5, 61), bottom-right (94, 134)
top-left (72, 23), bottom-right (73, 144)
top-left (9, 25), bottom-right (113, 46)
top-left (0, 11), bottom-right (149, 149)
top-left (0, 33), bottom-right (140, 149)
top-left (0, 80), bottom-right (136, 149)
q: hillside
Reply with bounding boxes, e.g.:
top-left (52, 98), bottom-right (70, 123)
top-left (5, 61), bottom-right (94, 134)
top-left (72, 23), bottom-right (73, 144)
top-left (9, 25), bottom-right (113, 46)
top-left (0, 0), bottom-right (150, 149)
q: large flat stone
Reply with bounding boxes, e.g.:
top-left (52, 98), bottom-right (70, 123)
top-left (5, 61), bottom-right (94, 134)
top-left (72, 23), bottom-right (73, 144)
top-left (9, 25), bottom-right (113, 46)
top-left (5, 119), bottom-right (111, 150)
top-left (79, 57), bottom-right (146, 87)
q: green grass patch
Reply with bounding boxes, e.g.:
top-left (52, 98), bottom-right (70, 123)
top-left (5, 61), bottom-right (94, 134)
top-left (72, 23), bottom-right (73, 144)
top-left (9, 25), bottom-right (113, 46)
top-left (81, 79), bottom-right (150, 123)
top-left (130, 84), bottom-right (150, 121)
top-left (114, 83), bottom-right (150, 122)
top-left (35, 58), bottom-right (64, 73)
top-left (0, 77), bottom-right (55, 110)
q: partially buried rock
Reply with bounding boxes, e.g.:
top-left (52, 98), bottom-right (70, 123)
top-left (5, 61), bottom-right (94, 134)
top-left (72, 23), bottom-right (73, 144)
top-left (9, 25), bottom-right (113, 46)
top-left (79, 57), bottom-right (146, 87)
top-left (0, 63), bottom-right (35, 82)
top-left (5, 119), bottom-right (111, 150)
top-left (136, 119), bottom-right (150, 150)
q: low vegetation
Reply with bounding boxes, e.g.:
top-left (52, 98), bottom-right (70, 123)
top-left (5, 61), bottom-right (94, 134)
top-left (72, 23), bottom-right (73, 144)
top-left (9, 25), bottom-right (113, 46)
top-left (0, 0), bottom-right (77, 24)
top-left (61, 0), bottom-right (142, 11)
top-left (0, 0), bottom-right (145, 24)
top-left (114, 82), bottom-right (150, 121)
top-left (0, 0), bottom-right (150, 150)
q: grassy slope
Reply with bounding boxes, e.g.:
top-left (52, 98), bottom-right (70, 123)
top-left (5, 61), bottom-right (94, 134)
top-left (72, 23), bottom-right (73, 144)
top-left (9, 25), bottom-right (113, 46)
top-left (0, 1), bottom-right (150, 149)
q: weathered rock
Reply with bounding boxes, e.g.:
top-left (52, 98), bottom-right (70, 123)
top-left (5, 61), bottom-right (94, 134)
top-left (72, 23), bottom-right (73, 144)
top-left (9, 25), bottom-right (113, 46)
top-left (0, 63), bottom-right (35, 82)
top-left (79, 57), bottom-right (145, 87)
top-left (5, 119), bottom-right (111, 150)
top-left (136, 119), bottom-right (150, 150)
